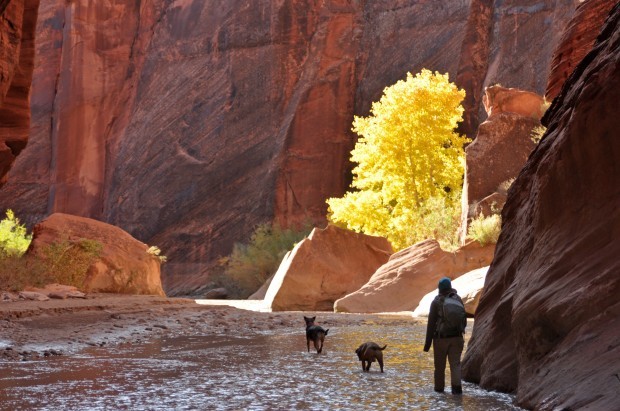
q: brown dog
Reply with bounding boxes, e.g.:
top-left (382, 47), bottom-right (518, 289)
top-left (355, 342), bottom-right (387, 372)
top-left (304, 316), bottom-right (329, 354)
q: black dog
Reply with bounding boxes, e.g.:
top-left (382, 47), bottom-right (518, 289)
top-left (355, 342), bottom-right (387, 372)
top-left (304, 316), bottom-right (329, 354)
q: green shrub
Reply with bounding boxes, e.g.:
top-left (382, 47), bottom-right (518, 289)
top-left (43, 238), bottom-right (103, 289)
top-left (221, 223), bottom-right (312, 298)
top-left (467, 214), bottom-right (502, 246)
top-left (146, 245), bottom-right (167, 263)
top-left (0, 254), bottom-right (47, 291)
top-left (531, 125), bottom-right (547, 144)
top-left (0, 210), bottom-right (32, 257)
top-left (413, 195), bottom-right (462, 251)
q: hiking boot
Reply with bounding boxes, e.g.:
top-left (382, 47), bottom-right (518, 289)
top-left (451, 385), bottom-right (463, 395)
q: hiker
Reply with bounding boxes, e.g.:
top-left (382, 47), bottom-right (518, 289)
top-left (423, 276), bottom-right (467, 394)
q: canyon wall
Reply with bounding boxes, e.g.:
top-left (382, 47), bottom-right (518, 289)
top-left (0, 0), bottom-right (38, 184)
top-left (545, 0), bottom-right (617, 100)
top-left (0, 0), bottom-right (578, 294)
top-left (462, 4), bottom-right (620, 409)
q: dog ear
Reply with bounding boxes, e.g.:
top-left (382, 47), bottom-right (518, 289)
top-left (311, 316), bottom-right (316, 321)
top-left (324, 329), bottom-right (329, 335)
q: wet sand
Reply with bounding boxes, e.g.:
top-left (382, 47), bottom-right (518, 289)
top-left (0, 294), bottom-right (416, 361)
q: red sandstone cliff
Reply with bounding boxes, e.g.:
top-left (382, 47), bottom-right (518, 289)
top-left (462, 4), bottom-right (620, 409)
top-left (0, 0), bottom-right (579, 294)
top-left (0, 0), bottom-right (38, 184)
top-left (545, 0), bottom-right (617, 100)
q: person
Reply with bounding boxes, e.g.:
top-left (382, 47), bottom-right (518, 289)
top-left (423, 276), bottom-right (467, 394)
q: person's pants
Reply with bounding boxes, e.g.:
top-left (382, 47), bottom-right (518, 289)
top-left (432, 336), bottom-right (464, 391)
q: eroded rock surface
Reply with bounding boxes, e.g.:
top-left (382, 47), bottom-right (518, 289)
top-left (264, 225), bottom-right (392, 311)
top-left (545, 0), bottom-right (617, 100)
top-left (463, 5), bottom-right (620, 409)
top-left (0, 0), bottom-right (39, 184)
top-left (334, 240), bottom-right (494, 313)
top-left (28, 213), bottom-right (165, 296)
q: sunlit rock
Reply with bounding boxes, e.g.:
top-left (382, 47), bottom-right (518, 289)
top-left (334, 240), bottom-right (494, 313)
top-left (264, 225), bottom-right (392, 311)
top-left (412, 266), bottom-right (489, 317)
top-left (28, 213), bottom-right (165, 296)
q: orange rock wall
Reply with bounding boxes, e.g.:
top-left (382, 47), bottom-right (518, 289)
top-left (0, 0), bottom-right (39, 184)
top-left (1, 0), bottom-right (579, 294)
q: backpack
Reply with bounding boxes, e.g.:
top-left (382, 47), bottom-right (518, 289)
top-left (438, 294), bottom-right (466, 337)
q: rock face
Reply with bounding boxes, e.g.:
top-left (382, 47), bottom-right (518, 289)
top-left (263, 225), bottom-right (392, 312)
top-left (545, 0), bottom-right (617, 100)
top-left (455, 0), bottom-right (575, 137)
top-left (482, 86), bottom-right (546, 119)
top-left (0, 0), bottom-right (578, 295)
top-left (0, 0), bottom-right (39, 184)
top-left (412, 266), bottom-right (488, 317)
top-left (29, 213), bottom-right (165, 296)
top-left (334, 240), bottom-right (494, 313)
top-left (462, 5), bottom-right (620, 410)
top-left (459, 86), bottom-right (541, 244)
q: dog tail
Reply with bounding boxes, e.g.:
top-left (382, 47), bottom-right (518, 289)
top-left (380, 345), bottom-right (387, 350)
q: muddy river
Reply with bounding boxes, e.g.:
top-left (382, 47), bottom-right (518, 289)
top-left (0, 320), bottom-right (523, 410)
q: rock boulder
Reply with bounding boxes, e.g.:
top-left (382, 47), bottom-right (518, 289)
top-left (412, 266), bottom-right (489, 317)
top-left (28, 213), bottom-right (165, 296)
top-left (462, 5), bottom-right (620, 409)
top-left (334, 240), bottom-right (494, 313)
top-left (264, 225), bottom-right (392, 311)
top-left (482, 85), bottom-right (546, 119)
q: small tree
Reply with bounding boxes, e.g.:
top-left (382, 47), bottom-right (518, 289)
top-left (0, 210), bottom-right (32, 257)
top-left (327, 70), bottom-right (468, 249)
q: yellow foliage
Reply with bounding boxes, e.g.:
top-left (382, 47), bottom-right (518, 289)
top-left (327, 70), bottom-right (468, 250)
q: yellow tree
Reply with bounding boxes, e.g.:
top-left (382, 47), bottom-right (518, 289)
top-left (327, 70), bottom-right (467, 249)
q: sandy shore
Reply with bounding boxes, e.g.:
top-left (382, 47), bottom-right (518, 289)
top-left (0, 294), bottom-right (417, 361)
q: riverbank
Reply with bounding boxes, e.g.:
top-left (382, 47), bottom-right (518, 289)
top-left (0, 294), bottom-right (416, 361)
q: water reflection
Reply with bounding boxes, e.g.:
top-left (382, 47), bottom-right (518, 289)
top-left (0, 322), bottom-right (522, 410)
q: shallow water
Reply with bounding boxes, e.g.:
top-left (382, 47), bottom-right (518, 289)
top-left (0, 321), bottom-right (522, 410)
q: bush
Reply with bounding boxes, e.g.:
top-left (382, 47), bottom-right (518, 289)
top-left (42, 238), bottom-right (103, 289)
top-left (0, 254), bottom-right (46, 292)
top-left (0, 210), bottom-right (32, 257)
top-left (146, 245), bottom-right (167, 263)
top-left (415, 195), bottom-right (462, 251)
top-left (467, 214), bottom-right (502, 246)
top-left (219, 223), bottom-right (312, 298)
top-left (531, 125), bottom-right (547, 144)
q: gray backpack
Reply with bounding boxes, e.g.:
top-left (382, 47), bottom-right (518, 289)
top-left (438, 294), bottom-right (466, 336)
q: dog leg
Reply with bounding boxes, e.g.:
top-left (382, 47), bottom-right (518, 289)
top-left (307, 339), bottom-right (310, 353)
top-left (313, 339), bottom-right (322, 354)
top-left (378, 357), bottom-right (384, 373)
top-left (361, 360), bottom-right (366, 372)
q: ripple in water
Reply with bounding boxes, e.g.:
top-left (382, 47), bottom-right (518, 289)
top-left (0, 322), bottom-right (524, 410)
